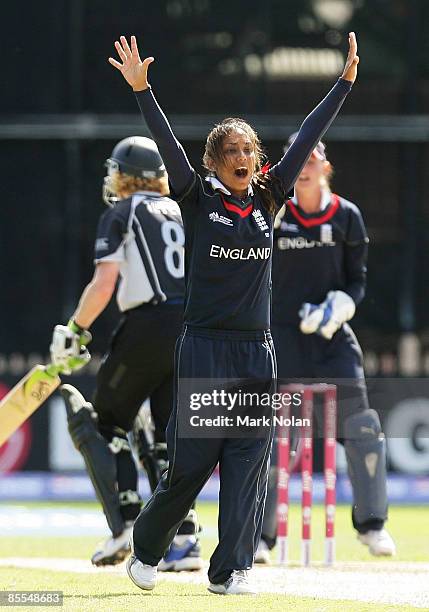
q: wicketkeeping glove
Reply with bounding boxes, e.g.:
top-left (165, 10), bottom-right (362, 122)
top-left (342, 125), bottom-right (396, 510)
top-left (299, 290), bottom-right (356, 340)
top-left (49, 320), bottom-right (92, 375)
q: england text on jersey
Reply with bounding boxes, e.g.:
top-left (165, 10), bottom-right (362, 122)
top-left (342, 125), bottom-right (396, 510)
top-left (209, 245), bottom-right (271, 260)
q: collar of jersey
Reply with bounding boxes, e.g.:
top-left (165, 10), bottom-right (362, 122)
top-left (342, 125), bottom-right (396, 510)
top-left (287, 192), bottom-right (339, 227)
top-left (291, 187), bottom-right (331, 211)
top-left (206, 175), bottom-right (254, 217)
top-left (205, 175), bottom-right (254, 197)
top-left (133, 190), bottom-right (162, 197)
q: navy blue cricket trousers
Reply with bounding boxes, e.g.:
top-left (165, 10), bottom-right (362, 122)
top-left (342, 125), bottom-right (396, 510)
top-left (132, 325), bottom-right (276, 584)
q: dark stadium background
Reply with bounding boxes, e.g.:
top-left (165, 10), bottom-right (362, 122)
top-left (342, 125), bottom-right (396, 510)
top-left (1, 0), bottom-right (428, 479)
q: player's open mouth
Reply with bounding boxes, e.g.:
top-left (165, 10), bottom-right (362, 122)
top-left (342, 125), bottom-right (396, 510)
top-left (234, 167), bottom-right (248, 178)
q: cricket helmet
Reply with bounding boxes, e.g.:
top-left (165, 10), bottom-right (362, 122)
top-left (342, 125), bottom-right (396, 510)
top-left (103, 136), bottom-right (166, 206)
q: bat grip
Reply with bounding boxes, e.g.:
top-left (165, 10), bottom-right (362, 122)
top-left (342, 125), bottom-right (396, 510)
top-left (45, 364), bottom-right (62, 377)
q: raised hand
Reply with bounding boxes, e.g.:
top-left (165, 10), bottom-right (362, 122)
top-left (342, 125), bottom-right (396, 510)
top-left (341, 32), bottom-right (359, 83)
top-left (109, 35), bottom-right (154, 92)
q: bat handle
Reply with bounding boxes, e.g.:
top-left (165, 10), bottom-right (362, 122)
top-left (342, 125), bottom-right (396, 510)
top-left (45, 364), bottom-right (62, 377)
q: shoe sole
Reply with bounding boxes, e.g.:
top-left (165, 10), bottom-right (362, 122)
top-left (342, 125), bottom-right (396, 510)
top-left (126, 556), bottom-right (155, 591)
top-left (159, 557), bottom-right (204, 572)
top-left (91, 547), bottom-right (131, 567)
top-left (369, 548), bottom-right (396, 557)
top-left (208, 584), bottom-right (227, 595)
top-left (208, 584), bottom-right (255, 596)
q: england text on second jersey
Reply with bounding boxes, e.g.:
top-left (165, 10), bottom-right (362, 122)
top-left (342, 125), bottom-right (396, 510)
top-left (272, 193), bottom-right (369, 327)
top-left (94, 192), bottom-right (184, 311)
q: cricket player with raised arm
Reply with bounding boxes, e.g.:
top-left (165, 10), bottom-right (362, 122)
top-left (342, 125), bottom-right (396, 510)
top-left (49, 136), bottom-right (202, 570)
top-left (107, 32), bottom-right (357, 595)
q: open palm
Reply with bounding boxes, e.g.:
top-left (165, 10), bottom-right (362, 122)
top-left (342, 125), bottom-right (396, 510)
top-left (341, 32), bottom-right (359, 83)
top-left (109, 35), bottom-right (154, 91)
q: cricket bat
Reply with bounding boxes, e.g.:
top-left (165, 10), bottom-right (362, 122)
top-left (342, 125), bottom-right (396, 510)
top-left (0, 364), bottom-right (61, 446)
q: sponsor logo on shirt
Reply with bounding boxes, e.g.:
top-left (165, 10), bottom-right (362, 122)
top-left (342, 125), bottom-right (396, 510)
top-left (209, 244), bottom-right (271, 260)
top-left (277, 237), bottom-right (336, 250)
top-left (209, 212), bottom-right (233, 227)
top-left (252, 209), bottom-right (270, 236)
top-left (95, 237), bottom-right (109, 251)
top-left (280, 221), bottom-right (299, 232)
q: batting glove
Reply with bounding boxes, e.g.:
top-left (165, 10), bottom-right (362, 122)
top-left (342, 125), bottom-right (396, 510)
top-left (67, 319), bottom-right (92, 346)
top-left (299, 290), bottom-right (356, 340)
top-left (50, 321), bottom-right (92, 375)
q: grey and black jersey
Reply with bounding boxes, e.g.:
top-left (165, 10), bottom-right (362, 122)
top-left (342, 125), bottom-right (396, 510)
top-left (94, 191), bottom-right (184, 311)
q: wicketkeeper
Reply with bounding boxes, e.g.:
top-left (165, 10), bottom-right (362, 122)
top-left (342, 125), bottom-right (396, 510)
top-left (256, 137), bottom-right (395, 563)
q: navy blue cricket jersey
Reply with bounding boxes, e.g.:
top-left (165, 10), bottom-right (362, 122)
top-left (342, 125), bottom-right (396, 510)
top-left (272, 192), bottom-right (369, 327)
top-left (135, 79), bottom-right (352, 330)
top-left (171, 174), bottom-right (281, 329)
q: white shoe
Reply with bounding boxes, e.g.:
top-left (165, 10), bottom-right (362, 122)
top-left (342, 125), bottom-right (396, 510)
top-left (91, 523), bottom-right (133, 566)
top-left (126, 554), bottom-right (157, 591)
top-left (357, 529), bottom-right (396, 556)
top-left (254, 539), bottom-right (271, 565)
top-left (208, 570), bottom-right (257, 595)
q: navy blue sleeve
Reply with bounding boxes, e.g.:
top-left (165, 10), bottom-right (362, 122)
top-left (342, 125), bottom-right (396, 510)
top-left (344, 206), bottom-right (369, 305)
top-left (344, 243), bottom-right (368, 305)
top-left (346, 203), bottom-right (368, 245)
top-left (134, 88), bottom-right (194, 198)
top-left (94, 208), bottom-right (127, 263)
top-left (269, 79), bottom-right (352, 198)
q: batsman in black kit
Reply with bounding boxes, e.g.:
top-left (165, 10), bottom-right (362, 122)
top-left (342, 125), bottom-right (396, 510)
top-left (108, 33), bottom-right (358, 595)
top-left (50, 136), bottom-right (201, 570)
top-left (255, 137), bottom-right (395, 563)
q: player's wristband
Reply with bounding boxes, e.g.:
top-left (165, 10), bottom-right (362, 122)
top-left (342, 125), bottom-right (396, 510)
top-left (67, 319), bottom-right (92, 346)
top-left (67, 319), bottom-right (87, 335)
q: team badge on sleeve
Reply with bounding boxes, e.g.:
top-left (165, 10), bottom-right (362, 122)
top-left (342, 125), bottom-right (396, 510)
top-left (95, 237), bottom-right (109, 252)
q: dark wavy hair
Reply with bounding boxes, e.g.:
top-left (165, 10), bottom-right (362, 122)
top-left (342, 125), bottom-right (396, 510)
top-left (202, 118), bottom-right (281, 215)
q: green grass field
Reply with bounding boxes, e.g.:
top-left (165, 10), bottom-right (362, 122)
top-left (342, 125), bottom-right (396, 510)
top-left (1, 501), bottom-right (428, 612)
